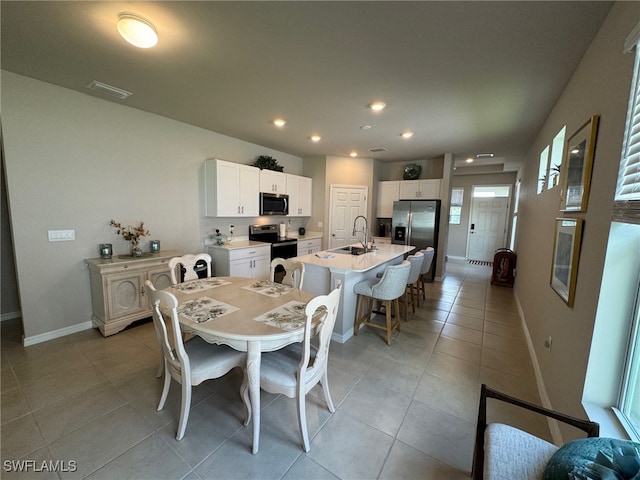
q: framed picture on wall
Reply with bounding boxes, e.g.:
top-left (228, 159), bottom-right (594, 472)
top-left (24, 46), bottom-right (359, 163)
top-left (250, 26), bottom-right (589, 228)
top-left (550, 218), bottom-right (584, 307)
top-left (559, 115), bottom-right (599, 212)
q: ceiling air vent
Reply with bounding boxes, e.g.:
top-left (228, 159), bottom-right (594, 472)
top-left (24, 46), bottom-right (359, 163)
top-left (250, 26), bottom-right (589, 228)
top-left (87, 81), bottom-right (132, 100)
top-left (368, 147), bottom-right (387, 153)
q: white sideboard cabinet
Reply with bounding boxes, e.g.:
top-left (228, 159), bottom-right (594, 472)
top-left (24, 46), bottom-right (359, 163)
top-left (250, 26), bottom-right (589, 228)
top-left (85, 251), bottom-right (179, 336)
top-left (205, 158), bottom-right (260, 217)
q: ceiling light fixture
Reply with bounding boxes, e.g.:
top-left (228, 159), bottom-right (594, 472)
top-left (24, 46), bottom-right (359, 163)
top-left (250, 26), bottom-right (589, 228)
top-left (476, 153), bottom-right (495, 158)
top-left (401, 131), bottom-right (414, 138)
top-left (350, 151), bottom-right (358, 157)
top-left (369, 102), bottom-right (386, 112)
top-left (360, 125), bottom-right (372, 130)
top-left (466, 158), bottom-right (474, 163)
top-left (117, 13), bottom-right (158, 49)
top-left (309, 135), bottom-right (322, 142)
top-left (273, 118), bottom-right (286, 127)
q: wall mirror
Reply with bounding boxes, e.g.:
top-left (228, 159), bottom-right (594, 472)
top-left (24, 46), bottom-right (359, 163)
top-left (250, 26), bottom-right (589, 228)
top-left (559, 115), bottom-right (599, 212)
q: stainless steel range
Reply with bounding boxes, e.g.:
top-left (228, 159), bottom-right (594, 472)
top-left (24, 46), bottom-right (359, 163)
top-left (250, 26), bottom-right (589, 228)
top-left (249, 224), bottom-right (298, 260)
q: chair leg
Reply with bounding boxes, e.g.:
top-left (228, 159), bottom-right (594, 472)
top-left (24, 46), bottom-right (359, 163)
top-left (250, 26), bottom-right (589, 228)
top-left (384, 300), bottom-right (393, 345)
top-left (176, 379), bottom-right (192, 441)
top-left (354, 295), bottom-right (364, 335)
top-left (297, 389), bottom-right (310, 452)
top-left (394, 299), bottom-right (401, 332)
top-left (157, 364), bottom-right (171, 411)
top-left (320, 368), bottom-right (336, 413)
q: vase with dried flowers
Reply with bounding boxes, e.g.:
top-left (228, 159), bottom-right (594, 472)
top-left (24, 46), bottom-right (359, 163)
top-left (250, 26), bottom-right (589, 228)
top-left (110, 220), bottom-right (150, 257)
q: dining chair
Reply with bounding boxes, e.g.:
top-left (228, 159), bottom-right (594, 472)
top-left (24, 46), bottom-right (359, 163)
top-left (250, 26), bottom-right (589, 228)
top-left (257, 284), bottom-right (342, 452)
top-left (418, 247), bottom-right (435, 301)
top-left (353, 260), bottom-right (411, 345)
top-left (270, 257), bottom-right (305, 289)
top-left (168, 253), bottom-right (212, 285)
top-left (403, 251), bottom-right (424, 316)
top-left (145, 280), bottom-right (250, 441)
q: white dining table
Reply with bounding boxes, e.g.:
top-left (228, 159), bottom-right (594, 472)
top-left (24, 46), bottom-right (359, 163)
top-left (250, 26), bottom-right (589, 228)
top-left (164, 276), bottom-right (316, 454)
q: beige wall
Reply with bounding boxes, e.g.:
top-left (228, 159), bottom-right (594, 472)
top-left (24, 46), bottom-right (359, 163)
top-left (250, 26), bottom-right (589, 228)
top-left (1, 71), bottom-right (303, 341)
top-left (514, 1), bottom-right (637, 437)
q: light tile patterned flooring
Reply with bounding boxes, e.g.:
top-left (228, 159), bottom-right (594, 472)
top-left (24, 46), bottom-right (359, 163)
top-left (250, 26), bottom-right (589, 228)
top-left (1, 259), bottom-right (550, 479)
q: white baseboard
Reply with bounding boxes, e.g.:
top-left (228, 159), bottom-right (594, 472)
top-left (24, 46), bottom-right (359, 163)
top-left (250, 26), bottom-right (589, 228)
top-left (1, 311), bottom-right (21, 322)
top-left (513, 290), bottom-right (562, 445)
top-left (23, 321), bottom-right (94, 347)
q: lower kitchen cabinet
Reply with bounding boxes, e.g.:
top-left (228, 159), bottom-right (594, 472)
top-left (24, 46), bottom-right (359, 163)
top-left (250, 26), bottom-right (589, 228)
top-left (297, 238), bottom-right (322, 256)
top-left (85, 251), bottom-right (178, 336)
top-left (207, 243), bottom-right (271, 279)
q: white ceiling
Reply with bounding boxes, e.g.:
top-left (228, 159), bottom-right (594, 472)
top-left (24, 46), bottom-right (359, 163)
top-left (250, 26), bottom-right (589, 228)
top-left (0, 1), bottom-right (613, 173)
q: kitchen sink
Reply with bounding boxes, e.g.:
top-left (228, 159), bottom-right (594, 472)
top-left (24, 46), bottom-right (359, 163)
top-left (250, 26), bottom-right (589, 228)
top-left (332, 246), bottom-right (367, 255)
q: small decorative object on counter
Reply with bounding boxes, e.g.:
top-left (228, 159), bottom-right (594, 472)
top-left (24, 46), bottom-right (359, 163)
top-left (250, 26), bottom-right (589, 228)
top-left (403, 163), bottom-right (422, 180)
top-left (150, 240), bottom-right (160, 253)
top-left (212, 229), bottom-right (227, 245)
top-left (253, 155), bottom-right (284, 172)
top-left (110, 219), bottom-right (150, 257)
top-left (298, 227), bottom-right (305, 236)
top-left (99, 243), bottom-right (112, 259)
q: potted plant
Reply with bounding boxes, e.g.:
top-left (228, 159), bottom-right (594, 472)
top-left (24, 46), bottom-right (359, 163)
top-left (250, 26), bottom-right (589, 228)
top-left (253, 155), bottom-right (284, 172)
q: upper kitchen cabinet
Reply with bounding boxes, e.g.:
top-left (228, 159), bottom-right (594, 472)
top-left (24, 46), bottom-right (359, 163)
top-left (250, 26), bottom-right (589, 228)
top-left (260, 169), bottom-right (286, 194)
top-left (399, 179), bottom-right (441, 200)
top-left (377, 181), bottom-right (399, 217)
top-left (286, 174), bottom-right (312, 217)
top-left (205, 159), bottom-right (260, 217)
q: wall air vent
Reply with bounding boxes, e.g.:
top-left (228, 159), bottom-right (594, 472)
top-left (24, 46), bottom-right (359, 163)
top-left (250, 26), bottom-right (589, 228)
top-left (87, 81), bottom-right (132, 100)
top-left (368, 147), bottom-right (387, 152)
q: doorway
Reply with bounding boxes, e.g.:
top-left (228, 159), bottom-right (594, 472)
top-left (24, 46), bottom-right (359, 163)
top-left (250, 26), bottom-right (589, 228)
top-left (466, 185), bottom-right (511, 262)
top-left (328, 185), bottom-right (368, 249)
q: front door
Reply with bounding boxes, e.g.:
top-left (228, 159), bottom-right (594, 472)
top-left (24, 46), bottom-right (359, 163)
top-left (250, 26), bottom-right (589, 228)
top-left (466, 197), bottom-right (509, 262)
top-left (329, 185), bottom-right (368, 249)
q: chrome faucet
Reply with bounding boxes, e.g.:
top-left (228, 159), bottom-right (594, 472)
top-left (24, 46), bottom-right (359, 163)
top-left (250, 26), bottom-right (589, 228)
top-left (352, 215), bottom-right (369, 252)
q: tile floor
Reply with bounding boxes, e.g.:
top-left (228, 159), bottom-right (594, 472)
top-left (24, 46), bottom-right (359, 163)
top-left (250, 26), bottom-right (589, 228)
top-left (1, 259), bottom-right (551, 479)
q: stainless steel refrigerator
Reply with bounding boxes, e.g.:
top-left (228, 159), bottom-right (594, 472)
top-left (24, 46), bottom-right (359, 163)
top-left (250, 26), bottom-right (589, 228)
top-left (392, 200), bottom-right (440, 280)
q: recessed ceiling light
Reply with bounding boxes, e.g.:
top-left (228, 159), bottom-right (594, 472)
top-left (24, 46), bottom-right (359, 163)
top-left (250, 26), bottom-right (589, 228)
top-left (401, 131), bottom-right (414, 138)
top-left (309, 135), bottom-right (322, 142)
top-left (350, 151), bottom-right (358, 157)
top-left (273, 118), bottom-right (286, 127)
top-left (466, 158), bottom-right (474, 163)
top-left (117, 13), bottom-right (158, 48)
top-left (369, 102), bottom-right (386, 112)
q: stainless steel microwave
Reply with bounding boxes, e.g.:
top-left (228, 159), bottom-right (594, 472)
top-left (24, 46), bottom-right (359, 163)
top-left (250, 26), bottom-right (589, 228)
top-left (260, 192), bottom-right (289, 216)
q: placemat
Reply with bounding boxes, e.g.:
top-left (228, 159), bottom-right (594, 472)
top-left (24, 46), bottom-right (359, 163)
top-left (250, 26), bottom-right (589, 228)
top-left (253, 300), bottom-right (307, 331)
top-left (242, 280), bottom-right (294, 298)
top-left (177, 296), bottom-right (238, 323)
top-left (173, 278), bottom-right (232, 294)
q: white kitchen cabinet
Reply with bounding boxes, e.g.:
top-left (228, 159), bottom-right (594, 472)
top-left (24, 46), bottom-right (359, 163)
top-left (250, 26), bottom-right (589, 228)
top-left (260, 169), bottom-right (286, 194)
top-left (297, 238), bottom-right (322, 256)
top-left (377, 181), bottom-right (400, 217)
top-left (207, 244), bottom-right (271, 279)
top-left (286, 174), bottom-right (313, 216)
top-left (399, 179), bottom-right (441, 200)
top-left (85, 251), bottom-right (178, 336)
top-left (205, 159), bottom-right (260, 217)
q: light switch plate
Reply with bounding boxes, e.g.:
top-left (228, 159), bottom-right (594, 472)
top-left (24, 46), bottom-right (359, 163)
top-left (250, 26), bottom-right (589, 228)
top-left (48, 230), bottom-right (75, 242)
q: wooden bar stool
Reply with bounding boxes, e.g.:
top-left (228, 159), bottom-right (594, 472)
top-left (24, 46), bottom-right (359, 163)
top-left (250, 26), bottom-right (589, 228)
top-left (353, 261), bottom-right (411, 345)
top-left (403, 252), bottom-right (424, 317)
top-left (418, 247), bottom-right (435, 301)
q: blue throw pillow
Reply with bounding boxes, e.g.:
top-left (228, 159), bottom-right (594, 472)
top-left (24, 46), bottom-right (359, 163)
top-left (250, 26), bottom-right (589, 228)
top-left (543, 438), bottom-right (640, 480)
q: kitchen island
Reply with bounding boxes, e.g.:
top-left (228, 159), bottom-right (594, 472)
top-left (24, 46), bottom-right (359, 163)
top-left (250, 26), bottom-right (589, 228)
top-left (294, 243), bottom-right (415, 343)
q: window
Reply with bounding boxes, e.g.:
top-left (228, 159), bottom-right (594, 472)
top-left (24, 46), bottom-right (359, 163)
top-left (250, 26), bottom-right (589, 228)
top-left (510, 180), bottom-right (521, 251)
top-left (613, 23), bottom-right (640, 440)
top-left (449, 187), bottom-right (463, 224)
top-left (538, 145), bottom-right (550, 194)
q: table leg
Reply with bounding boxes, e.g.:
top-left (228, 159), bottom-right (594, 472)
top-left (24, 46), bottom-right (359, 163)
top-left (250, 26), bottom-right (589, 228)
top-left (247, 340), bottom-right (261, 454)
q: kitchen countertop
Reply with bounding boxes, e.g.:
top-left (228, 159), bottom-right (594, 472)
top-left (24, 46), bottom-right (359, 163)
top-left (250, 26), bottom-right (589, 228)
top-left (206, 240), bottom-right (271, 250)
top-left (286, 231), bottom-right (323, 240)
top-left (295, 243), bottom-right (414, 273)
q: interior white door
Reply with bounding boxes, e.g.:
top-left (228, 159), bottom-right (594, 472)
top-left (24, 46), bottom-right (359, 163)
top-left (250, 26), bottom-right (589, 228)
top-left (466, 197), bottom-right (509, 262)
top-left (329, 185), bottom-right (368, 249)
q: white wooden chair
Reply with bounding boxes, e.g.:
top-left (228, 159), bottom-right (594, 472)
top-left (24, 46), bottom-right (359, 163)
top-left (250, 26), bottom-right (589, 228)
top-left (270, 257), bottom-right (305, 289)
top-left (418, 247), bottom-right (435, 301)
top-left (257, 284), bottom-right (342, 452)
top-left (168, 253), bottom-right (212, 285)
top-left (354, 261), bottom-right (411, 345)
top-left (145, 280), bottom-right (249, 441)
